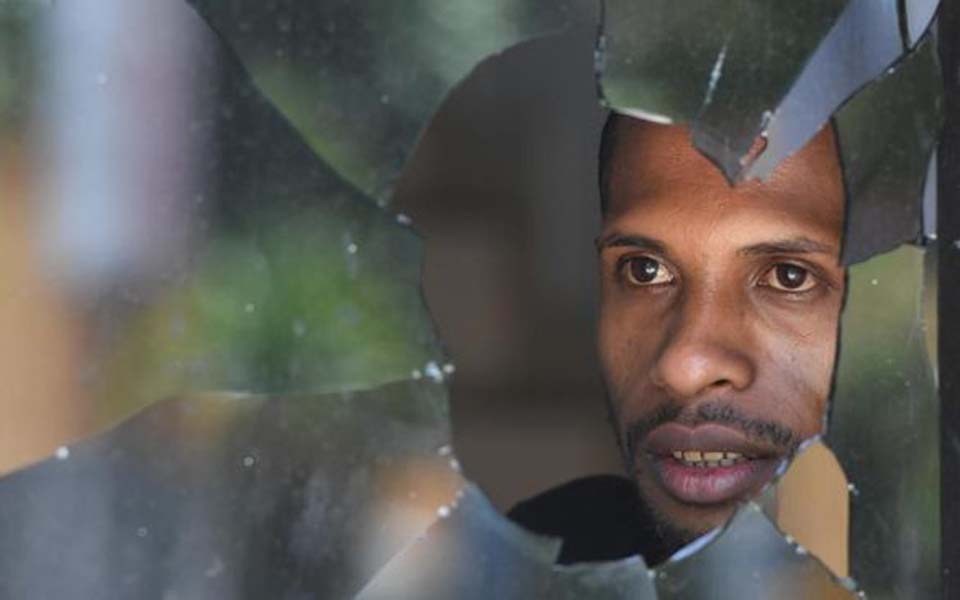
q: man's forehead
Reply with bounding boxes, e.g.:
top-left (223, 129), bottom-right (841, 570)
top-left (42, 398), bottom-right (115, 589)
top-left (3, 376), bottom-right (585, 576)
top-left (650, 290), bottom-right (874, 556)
top-left (604, 117), bottom-right (845, 229)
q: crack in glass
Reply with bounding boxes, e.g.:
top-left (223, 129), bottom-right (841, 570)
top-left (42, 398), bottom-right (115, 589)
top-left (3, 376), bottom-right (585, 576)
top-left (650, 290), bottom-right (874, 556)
top-left (600, 0), bottom-right (850, 182)
top-left (834, 33), bottom-right (944, 264)
top-left (183, 0), bottom-right (577, 203)
top-left (0, 0), bottom-right (946, 597)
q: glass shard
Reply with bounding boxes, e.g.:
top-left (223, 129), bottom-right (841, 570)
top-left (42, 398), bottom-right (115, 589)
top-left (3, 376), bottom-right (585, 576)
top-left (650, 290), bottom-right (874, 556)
top-left (904, 0), bottom-right (940, 47)
top-left (834, 34), bottom-right (944, 265)
top-left (358, 484), bottom-right (657, 599)
top-left (764, 438), bottom-right (850, 579)
top-left (0, 379), bottom-right (454, 599)
top-left (745, 0), bottom-right (901, 182)
top-left (600, 0), bottom-right (849, 181)
top-left (4, 0), bottom-right (447, 431)
top-left (184, 0), bottom-right (575, 202)
top-left (655, 502), bottom-right (856, 599)
top-left (827, 245), bottom-right (940, 597)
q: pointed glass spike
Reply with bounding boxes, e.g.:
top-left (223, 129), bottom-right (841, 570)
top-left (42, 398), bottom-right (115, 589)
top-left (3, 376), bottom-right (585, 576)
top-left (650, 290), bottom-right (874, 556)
top-left (655, 503), bottom-right (856, 599)
top-left (745, 0), bottom-right (901, 182)
top-left (760, 438), bottom-right (851, 579)
top-left (600, 0), bottom-right (850, 182)
top-left (827, 245), bottom-right (940, 597)
top-left (834, 34), bottom-right (944, 265)
top-left (358, 484), bottom-right (657, 600)
top-left (0, 378), bottom-right (455, 599)
top-left (904, 0), bottom-right (940, 47)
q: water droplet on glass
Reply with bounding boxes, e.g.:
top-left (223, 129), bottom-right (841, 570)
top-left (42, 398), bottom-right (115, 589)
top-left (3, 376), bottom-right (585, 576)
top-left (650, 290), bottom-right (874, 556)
top-left (870, 278), bottom-right (879, 286)
top-left (442, 363), bottom-right (455, 375)
top-left (436, 505), bottom-right (451, 518)
top-left (292, 319), bottom-right (307, 337)
top-left (242, 455), bottom-right (256, 468)
top-left (437, 445), bottom-right (452, 456)
top-left (136, 526), bottom-right (148, 538)
top-left (244, 303), bottom-right (255, 313)
top-left (795, 545), bottom-right (808, 556)
top-left (346, 242), bottom-right (358, 255)
top-left (424, 361), bottom-right (444, 383)
top-left (411, 369), bottom-right (422, 380)
top-left (395, 213), bottom-right (412, 226)
top-left (847, 483), bottom-right (860, 496)
top-left (448, 458), bottom-right (461, 472)
top-left (55, 446), bottom-right (70, 460)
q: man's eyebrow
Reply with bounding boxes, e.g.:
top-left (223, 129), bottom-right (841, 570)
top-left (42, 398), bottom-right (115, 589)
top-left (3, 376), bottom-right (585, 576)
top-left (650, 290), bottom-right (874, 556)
top-left (738, 237), bottom-right (836, 256)
top-left (595, 233), bottom-right (668, 253)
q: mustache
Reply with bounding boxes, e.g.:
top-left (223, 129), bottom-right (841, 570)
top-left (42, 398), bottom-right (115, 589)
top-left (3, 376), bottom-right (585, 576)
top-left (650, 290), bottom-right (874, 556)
top-left (623, 400), bottom-right (800, 462)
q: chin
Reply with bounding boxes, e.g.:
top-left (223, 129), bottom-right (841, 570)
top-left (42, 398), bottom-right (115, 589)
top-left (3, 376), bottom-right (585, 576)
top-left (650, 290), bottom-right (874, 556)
top-left (635, 474), bottom-right (740, 553)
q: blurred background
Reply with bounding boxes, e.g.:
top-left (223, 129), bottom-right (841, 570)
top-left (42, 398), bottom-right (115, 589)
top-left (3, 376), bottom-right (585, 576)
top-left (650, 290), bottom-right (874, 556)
top-left (396, 22), bottom-right (623, 511)
top-left (0, 0), bottom-right (619, 514)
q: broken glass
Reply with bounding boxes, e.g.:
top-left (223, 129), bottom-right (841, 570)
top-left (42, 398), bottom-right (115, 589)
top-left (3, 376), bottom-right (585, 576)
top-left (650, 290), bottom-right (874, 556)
top-left (827, 245), bottom-right (940, 598)
top-left (655, 502), bottom-right (855, 599)
top-left (0, 379), bottom-right (454, 599)
top-left (358, 484), bottom-right (657, 600)
top-left (183, 0), bottom-right (579, 203)
top-left (905, 0), bottom-right (941, 47)
top-left (744, 0), bottom-right (902, 183)
top-left (600, 0), bottom-right (850, 181)
top-left (833, 34), bottom-right (944, 264)
top-left (0, 0), bottom-right (949, 598)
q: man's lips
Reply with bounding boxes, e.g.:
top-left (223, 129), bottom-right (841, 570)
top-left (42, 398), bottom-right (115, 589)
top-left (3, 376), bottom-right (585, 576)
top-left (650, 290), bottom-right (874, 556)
top-left (639, 423), bottom-right (785, 505)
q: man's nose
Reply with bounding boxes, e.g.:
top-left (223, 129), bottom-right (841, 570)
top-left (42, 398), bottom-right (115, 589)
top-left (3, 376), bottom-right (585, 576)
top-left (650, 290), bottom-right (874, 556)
top-left (649, 288), bottom-right (756, 400)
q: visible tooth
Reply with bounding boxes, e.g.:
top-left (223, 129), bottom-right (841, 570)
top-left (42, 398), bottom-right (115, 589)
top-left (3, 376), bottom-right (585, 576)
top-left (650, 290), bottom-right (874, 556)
top-left (703, 451), bottom-right (723, 462)
top-left (672, 451), bottom-right (683, 460)
top-left (724, 452), bottom-right (742, 460)
top-left (706, 460), bottom-right (719, 468)
top-left (719, 458), bottom-right (735, 467)
top-left (683, 451), bottom-right (702, 462)
top-left (693, 461), bottom-right (706, 468)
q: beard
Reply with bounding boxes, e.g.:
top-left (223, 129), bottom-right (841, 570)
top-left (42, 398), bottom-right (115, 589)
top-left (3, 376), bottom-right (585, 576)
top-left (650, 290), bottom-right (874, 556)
top-left (602, 391), bottom-right (800, 565)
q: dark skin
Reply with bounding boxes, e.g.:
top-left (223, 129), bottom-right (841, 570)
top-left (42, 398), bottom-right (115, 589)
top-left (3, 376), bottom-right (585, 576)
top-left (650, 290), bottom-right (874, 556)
top-left (597, 116), bottom-right (845, 548)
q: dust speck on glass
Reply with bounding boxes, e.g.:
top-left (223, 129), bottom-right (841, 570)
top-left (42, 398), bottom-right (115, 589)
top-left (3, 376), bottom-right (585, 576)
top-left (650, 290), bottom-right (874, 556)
top-left (0, 0), bottom-right (945, 599)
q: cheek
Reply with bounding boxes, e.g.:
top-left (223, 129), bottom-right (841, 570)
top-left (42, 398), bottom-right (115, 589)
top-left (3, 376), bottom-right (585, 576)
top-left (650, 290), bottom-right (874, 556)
top-left (756, 302), bottom-right (841, 435)
top-left (597, 297), bottom-right (665, 406)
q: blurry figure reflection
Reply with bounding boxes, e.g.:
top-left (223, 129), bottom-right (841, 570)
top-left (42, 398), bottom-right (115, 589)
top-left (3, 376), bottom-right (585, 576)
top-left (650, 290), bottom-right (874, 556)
top-left (511, 114), bottom-right (846, 565)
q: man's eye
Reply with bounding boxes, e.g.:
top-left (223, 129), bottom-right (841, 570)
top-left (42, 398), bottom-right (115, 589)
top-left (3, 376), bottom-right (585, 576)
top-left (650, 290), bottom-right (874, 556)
top-left (622, 256), bottom-right (674, 286)
top-left (762, 263), bottom-right (817, 292)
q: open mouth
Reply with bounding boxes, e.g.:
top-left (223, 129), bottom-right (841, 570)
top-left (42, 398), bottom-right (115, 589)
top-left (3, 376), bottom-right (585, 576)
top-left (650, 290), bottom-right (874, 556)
top-left (640, 423), bottom-right (786, 506)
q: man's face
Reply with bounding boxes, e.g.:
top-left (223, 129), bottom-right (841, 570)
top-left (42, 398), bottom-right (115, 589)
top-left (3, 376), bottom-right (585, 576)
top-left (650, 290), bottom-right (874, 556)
top-left (597, 118), bottom-right (845, 545)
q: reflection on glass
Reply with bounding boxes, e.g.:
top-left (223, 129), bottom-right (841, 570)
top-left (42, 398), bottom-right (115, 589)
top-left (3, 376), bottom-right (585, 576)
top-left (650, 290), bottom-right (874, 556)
top-left (184, 0), bottom-right (576, 202)
top-left (358, 484), bottom-right (658, 600)
top-left (828, 245), bottom-right (939, 598)
top-left (834, 34), bottom-right (944, 264)
top-left (600, 0), bottom-right (848, 181)
top-left (655, 502), bottom-right (855, 599)
top-left (0, 379), bottom-right (455, 598)
top-left (745, 0), bottom-right (902, 184)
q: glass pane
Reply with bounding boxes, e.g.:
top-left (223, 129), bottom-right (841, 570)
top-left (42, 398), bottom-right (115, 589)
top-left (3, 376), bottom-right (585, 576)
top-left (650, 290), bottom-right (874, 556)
top-left (358, 484), bottom-right (658, 599)
top-left (744, 0), bottom-right (901, 183)
top-left (654, 502), bottom-right (855, 599)
top-left (184, 0), bottom-right (578, 202)
top-left (833, 34), bottom-right (944, 264)
top-left (600, 0), bottom-right (849, 181)
top-left (905, 0), bottom-right (940, 47)
top-left (827, 245), bottom-right (939, 598)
